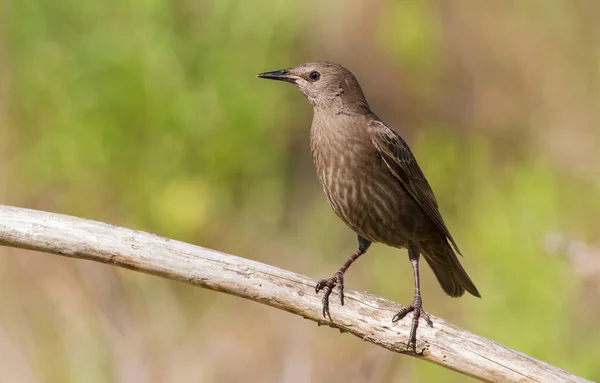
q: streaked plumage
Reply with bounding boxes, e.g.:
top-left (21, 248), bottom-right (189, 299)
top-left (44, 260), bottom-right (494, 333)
top-left (257, 61), bottom-right (480, 350)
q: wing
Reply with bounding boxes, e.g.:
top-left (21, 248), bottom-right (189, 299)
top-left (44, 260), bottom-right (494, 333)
top-left (368, 120), bottom-right (462, 255)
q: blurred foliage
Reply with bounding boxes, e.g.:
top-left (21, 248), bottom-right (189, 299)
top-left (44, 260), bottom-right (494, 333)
top-left (8, 0), bottom-right (304, 240)
top-left (2, 0), bottom-right (600, 382)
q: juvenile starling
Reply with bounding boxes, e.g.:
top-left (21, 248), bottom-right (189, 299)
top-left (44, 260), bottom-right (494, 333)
top-left (257, 62), bottom-right (480, 349)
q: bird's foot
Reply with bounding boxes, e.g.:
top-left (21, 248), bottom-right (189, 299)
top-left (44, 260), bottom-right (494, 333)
top-left (392, 295), bottom-right (433, 351)
top-left (315, 271), bottom-right (345, 321)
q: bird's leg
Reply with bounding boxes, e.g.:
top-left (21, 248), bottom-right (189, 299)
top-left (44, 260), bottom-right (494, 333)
top-left (316, 236), bottom-right (371, 320)
top-left (392, 241), bottom-right (433, 351)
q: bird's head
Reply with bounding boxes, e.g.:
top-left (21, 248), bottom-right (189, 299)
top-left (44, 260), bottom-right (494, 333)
top-left (257, 61), bottom-right (369, 112)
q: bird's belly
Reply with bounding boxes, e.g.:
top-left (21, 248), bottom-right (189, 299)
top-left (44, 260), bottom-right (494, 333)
top-left (322, 169), bottom-right (428, 247)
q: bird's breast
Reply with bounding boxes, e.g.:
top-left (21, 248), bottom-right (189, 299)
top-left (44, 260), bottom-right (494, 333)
top-left (309, 116), bottom-right (413, 245)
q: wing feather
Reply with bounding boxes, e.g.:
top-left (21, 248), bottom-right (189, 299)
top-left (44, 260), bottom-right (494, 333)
top-left (368, 120), bottom-right (462, 256)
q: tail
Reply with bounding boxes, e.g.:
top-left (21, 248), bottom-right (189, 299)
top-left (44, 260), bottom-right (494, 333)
top-left (421, 239), bottom-right (480, 298)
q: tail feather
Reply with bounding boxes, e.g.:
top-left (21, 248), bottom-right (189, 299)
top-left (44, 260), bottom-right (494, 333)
top-left (421, 240), bottom-right (480, 298)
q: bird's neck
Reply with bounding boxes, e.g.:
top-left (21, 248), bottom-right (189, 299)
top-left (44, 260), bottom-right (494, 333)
top-left (310, 111), bottom-right (373, 157)
top-left (311, 96), bottom-right (370, 116)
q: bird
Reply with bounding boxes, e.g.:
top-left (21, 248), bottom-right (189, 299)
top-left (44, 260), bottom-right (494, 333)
top-left (257, 61), bottom-right (480, 350)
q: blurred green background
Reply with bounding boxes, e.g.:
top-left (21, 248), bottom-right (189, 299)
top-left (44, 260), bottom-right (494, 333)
top-left (2, 0), bottom-right (600, 382)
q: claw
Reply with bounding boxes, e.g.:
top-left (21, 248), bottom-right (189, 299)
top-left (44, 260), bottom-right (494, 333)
top-left (315, 272), bottom-right (344, 321)
top-left (314, 242), bottom-right (369, 322)
top-left (335, 272), bottom-right (344, 305)
top-left (315, 280), bottom-right (325, 294)
top-left (392, 296), bottom-right (433, 351)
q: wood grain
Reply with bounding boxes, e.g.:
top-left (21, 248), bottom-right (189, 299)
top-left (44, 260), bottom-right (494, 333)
top-left (0, 204), bottom-right (593, 383)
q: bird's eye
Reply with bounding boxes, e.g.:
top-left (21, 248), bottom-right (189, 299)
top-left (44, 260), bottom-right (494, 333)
top-left (308, 71), bottom-right (320, 81)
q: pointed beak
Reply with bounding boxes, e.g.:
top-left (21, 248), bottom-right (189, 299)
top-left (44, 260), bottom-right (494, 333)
top-left (256, 69), bottom-right (299, 84)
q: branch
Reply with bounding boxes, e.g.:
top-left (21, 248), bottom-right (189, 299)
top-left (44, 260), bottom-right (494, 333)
top-left (0, 205), bottom-right (592, 383)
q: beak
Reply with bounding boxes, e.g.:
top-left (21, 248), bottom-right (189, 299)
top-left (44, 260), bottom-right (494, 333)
top-left (256, 69), bottom-right (299, 84)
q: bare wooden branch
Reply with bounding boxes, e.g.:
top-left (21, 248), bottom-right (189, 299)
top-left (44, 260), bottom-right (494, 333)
top-left (0, 205), bottom-right (592, 383)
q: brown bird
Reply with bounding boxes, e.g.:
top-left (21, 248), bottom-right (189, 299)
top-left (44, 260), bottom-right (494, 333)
top-left (257, 62), bottom-right (480, 349)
